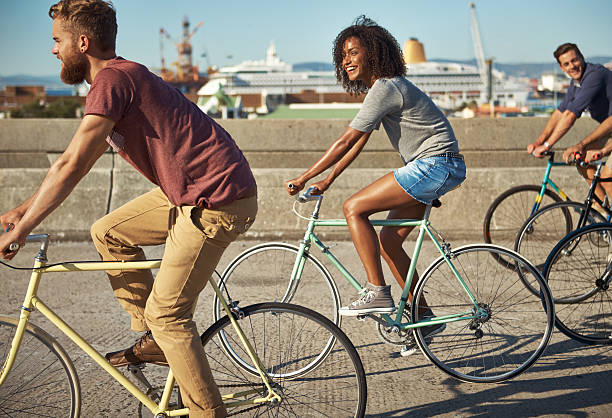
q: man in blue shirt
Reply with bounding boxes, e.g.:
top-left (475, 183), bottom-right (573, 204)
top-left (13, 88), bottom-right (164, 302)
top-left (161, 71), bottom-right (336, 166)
top-left (527, 43), bottom-right (612, 205)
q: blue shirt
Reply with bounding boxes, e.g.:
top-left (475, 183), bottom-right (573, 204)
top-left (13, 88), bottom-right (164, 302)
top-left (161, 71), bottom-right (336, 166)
top-left (558, 63), bottom-right (612, 123)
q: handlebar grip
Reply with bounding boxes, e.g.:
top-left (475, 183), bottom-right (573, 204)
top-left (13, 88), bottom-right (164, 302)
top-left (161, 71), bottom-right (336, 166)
top-left (568, 152), bottom-right (588, 167)
top-left (297, 186), bottom-right (322, 203)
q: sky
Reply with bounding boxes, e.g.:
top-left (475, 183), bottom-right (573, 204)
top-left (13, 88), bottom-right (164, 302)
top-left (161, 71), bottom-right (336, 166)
top-left (1, 0), bottom-right (611, 77)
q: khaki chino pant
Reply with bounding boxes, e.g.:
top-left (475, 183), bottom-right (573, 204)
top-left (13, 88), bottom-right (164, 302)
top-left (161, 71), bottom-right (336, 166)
top-left (91, 187), bottom-right (257, 418)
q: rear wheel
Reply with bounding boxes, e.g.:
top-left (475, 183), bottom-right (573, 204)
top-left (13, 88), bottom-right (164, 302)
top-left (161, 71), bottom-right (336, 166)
top-left (0, 316), bottom-right (80, 417)
top-left (413, 245), bottom-right (554, 383)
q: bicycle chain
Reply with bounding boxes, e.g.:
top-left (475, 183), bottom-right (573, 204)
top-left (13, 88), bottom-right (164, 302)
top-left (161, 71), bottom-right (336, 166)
top-left (218, 383), bottom-right (268, 416)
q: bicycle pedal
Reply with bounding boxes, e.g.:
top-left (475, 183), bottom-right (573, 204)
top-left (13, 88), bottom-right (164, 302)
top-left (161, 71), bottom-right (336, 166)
top-left (127, 363), bottom-right (146, 371)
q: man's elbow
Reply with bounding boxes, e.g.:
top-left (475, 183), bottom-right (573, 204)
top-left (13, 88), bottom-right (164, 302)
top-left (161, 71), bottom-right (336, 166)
top-left (50, 154), bottom-right (91, 181)
top-left (562, 110), bottom-right (578, 126)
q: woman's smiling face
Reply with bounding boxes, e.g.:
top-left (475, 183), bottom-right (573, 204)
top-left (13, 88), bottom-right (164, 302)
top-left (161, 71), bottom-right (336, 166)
top-left (342, 36), bottom-right (374, 87)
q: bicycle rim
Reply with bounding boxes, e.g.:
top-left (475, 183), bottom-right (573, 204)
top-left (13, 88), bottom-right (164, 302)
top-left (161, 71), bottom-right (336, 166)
top-left (413, 245), bottom-right (554, 383)
top-left (543, 224), bottom-right (612, 344)
top-left (201, 302), bottom-right (367, 417)
top-left (214, 242), bottom-right (341, 327)
top-left (0, 316), bottom-right (80, 417)
top-left (483, 185), bottom-right (562, 269)
top-left (516, 201), bottom-right (606, 300)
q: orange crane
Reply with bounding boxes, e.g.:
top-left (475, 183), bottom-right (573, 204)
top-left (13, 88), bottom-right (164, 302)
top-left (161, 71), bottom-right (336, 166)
top-left (159, 17), bottom-right (203, 83)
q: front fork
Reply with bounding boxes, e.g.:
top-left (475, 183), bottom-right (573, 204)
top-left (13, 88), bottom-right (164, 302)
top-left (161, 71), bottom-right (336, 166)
top-left (0, 256), bottom-right (46, 386)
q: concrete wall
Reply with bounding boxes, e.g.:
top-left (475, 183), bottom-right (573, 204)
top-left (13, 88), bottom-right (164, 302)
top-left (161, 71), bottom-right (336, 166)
top-left (0, 117), bottom-right (599, 241)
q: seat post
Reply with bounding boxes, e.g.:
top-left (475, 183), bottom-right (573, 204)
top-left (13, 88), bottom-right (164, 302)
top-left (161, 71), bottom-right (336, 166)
top-left (422, 203), bottom-right (433, 221)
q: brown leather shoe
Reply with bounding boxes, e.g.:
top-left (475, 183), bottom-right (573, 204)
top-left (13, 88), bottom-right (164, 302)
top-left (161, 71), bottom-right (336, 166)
top-left (105, 331), bottom-right (168, 367)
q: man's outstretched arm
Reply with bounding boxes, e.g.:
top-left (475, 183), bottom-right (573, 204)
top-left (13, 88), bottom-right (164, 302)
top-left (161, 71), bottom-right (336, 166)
top-left (0, 114), bottom-right (114, 258)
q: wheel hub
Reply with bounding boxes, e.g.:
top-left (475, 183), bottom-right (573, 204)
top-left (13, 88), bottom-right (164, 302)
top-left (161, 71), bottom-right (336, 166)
top-left (469, 303), bottom-right (491, 337)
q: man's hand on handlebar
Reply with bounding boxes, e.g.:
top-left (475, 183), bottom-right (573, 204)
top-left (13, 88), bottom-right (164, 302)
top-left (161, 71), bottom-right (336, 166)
top-left (584, 149), bottom-right (603, 163)
top-left (0, 208), bottom-right (23, 233)
top-left (0, 226), bottom-right (23, 260)
top-left (527, 141), bottom-right (549, 158)
top-left (563, 144), bottom-right (584, 164)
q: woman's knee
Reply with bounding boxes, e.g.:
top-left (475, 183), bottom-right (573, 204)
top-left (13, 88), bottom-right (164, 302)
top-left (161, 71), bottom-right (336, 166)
top-left (343, 197), bottom-right (366, 219)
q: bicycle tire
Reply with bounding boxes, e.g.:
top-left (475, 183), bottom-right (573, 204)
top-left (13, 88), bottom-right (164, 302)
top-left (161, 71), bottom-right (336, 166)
top-left (483, 185), bottom-right (563, 268)
top-left (515, 201), bottom-right (605, 298)
top-left (542, 223), bottom-right (612, 344)
top-left (412, 244), bottom-right (554, 383)
top-left (201, 302), bottom-right (367, 417)
top-left (0, 315), bottom-right (81, 417)
top-left (214, 242), bottom-right (341, 327)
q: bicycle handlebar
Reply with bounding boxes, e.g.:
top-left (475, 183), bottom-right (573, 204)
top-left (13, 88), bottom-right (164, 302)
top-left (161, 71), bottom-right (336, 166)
top-left (1, 230), bottom-right (49, 252)
top-left (567, 153), bottom-right (608, 168)
top-left (298, 187), bottom-right (323, 203)
top-left (287, 183), bottom-right (323, 203)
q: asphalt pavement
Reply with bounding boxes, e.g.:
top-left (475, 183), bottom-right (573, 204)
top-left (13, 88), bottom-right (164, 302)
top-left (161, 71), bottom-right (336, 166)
top-left (1, 238), bottom-right (611, 417)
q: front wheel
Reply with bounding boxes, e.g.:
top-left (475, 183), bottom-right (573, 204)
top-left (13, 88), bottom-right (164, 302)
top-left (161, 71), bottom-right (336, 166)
top-left (483, 185), bottom-right (563, 268)
top-left (514, 201), bottom-right (605, 297)
top-left (214, 242), bottom-right (341, 326)
top-left (0, 316), bottom-right (81, 417)
top-left (201, 302), bottom-right (367, 417)
top-left (543, 224), bottom-right (612, 344)
top-left (412, 245), bottom-right (554, 383)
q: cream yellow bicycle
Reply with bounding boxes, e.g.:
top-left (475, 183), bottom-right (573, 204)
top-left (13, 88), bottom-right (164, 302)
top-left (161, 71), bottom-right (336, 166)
top-left (0, 233), bottom-right (367, 417)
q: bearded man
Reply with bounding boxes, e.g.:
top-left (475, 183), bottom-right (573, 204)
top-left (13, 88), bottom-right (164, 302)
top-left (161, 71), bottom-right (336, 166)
top-left (0, 1), bottom-right (257, 416)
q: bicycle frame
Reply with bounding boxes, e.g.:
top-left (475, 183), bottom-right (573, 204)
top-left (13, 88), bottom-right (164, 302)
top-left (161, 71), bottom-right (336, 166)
top-left (288, 196), bottom-right (482, 332)
top-left (0, 234), bottom-right (279, 416)
top-left (574, 162), bottom-right (612, 225)
top-left (532, 152), bottom-right (571, 216)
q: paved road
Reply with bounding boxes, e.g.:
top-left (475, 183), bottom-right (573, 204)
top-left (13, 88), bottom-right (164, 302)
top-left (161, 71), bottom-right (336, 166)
top-left (1, 238), bottom-right (611, 417)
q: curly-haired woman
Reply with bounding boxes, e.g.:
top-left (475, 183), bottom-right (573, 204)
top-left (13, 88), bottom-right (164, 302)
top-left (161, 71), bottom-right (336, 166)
top-left (286, 16), bottom-right (466, 355)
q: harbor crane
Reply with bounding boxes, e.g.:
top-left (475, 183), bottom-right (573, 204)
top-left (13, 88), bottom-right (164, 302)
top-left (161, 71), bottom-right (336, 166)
top-left (159, 17), bottom-right (203, 83)
top-left (469, 2), bottom-right (494, 108)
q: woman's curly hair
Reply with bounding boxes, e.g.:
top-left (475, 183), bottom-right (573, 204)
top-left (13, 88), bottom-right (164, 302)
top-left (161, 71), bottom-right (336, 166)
top-left (333, 16), bottom-right (406, 95)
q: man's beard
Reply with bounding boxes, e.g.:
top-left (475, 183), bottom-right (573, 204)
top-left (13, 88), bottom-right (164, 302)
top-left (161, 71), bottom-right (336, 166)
top-left (60, 52), bottom-right (89, 85)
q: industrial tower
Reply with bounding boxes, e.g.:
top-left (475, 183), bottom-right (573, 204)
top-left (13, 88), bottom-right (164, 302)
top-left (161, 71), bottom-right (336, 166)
top-left (159, 16), bottom-right (204, 92)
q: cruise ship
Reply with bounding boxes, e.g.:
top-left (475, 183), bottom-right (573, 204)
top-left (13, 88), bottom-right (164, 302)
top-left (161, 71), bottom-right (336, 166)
top-left (197, 39), bottom-right (529, 117)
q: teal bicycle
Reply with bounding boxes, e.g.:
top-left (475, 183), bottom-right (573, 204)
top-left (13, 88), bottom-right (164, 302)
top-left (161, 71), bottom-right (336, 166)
top-left (214, 188), bottom-right (555, 383)
top-left (483, 151), bottom-right (572, 264)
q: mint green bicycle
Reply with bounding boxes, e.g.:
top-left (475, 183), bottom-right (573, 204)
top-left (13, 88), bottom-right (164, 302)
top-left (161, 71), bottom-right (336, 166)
top-left (214, 188), bottom-right (556, 383)
top-left (0, 233), bottom-right (367, 417)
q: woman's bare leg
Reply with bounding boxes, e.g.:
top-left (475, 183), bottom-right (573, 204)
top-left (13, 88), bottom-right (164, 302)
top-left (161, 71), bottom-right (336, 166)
top-left (343, 172), bottom-right (425, 287)
top-left (379, 205), bottom-right (431, 313)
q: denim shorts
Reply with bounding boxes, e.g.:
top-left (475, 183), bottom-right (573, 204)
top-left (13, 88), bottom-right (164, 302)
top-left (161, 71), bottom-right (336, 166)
top-left (393, 153), bottom-right (466, 204)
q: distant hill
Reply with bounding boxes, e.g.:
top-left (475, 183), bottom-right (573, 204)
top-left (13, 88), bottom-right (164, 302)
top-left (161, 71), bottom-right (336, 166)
top-left (0, 74), bottom-right (64, 89)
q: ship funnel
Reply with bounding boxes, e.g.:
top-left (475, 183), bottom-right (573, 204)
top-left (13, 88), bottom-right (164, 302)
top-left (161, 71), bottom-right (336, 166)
top-left (403, 38), bottom-right (427, 63)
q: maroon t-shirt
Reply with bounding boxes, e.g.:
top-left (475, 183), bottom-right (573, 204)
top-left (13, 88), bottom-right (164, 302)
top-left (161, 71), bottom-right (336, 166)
top-left (85, 57), bottom-right (255, 208)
